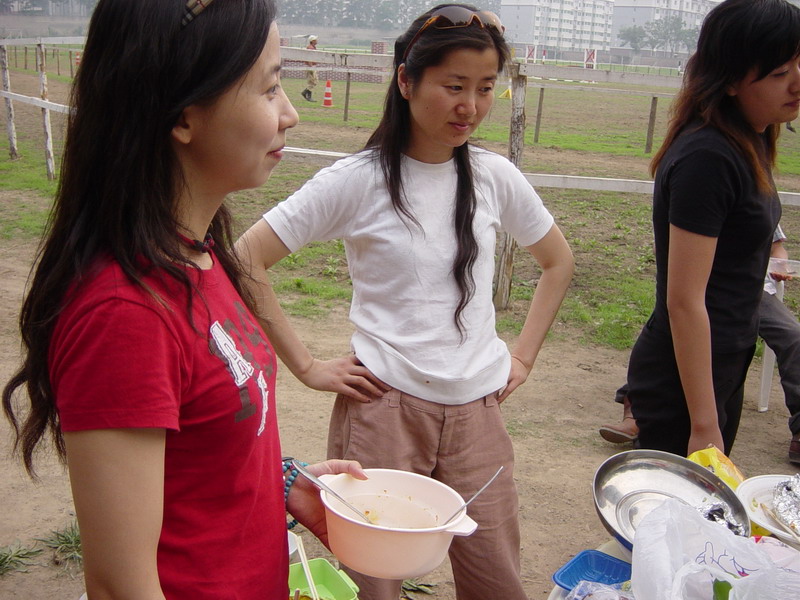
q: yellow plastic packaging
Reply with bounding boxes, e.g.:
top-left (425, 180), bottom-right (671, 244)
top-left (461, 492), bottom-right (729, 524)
top-left (687, 446), bottom-right (770, 537)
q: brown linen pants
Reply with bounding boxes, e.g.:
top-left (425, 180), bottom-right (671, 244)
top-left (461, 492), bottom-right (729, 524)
top-left (327, 388), bottom-right (528, 600)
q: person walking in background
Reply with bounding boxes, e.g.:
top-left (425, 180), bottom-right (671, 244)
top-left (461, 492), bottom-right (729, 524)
top-left (761, 226), bottom-right (800, 463)
top-left (236, 4), bottom-right (574, 599)
top-left (301, 34), bottom-right (319, 102)
top-left (620, 0), bottom-right (799, 458)
top-left (602, 227), bottom-right (800, 464)
top-left (1, 1), bottom-right (365, 598)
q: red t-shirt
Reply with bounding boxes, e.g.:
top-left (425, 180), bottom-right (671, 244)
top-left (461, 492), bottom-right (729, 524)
top-left (50, 253), bottom-right (288, 599)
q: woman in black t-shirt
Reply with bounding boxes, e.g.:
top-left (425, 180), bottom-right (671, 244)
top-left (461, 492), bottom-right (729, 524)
top-left (626, 0), bottom-right (800, 456)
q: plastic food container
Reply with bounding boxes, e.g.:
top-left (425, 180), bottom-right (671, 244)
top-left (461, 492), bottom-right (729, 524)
top-left (318, 468), bottom-right (478, 579)
top-left (552, 549), bottom-right (632, 591)
top-left (288, 558), bottom-right (359, 600)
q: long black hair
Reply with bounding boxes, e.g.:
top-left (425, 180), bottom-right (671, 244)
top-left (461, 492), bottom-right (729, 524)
top-left (365, 3), bottom-right (510, 337)
top-left (3, 0), bottom-right (277, 476)
top-left (652, 0), bottom-right (800, 191)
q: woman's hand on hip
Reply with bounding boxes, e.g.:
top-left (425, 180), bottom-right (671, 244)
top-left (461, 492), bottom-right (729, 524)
top-left (498, 355), bottom-right (532, 403)
top-left (297, 354), bottom-right (391, 402)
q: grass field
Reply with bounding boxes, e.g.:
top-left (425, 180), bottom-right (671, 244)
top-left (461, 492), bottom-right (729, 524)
top-left (3, 66), bottom-right (800, 352)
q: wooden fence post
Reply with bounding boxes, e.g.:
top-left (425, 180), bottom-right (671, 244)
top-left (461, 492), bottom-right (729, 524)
top-left (344, 71), bottom-right (351, 122)
top-left (493, 64), bottom-right (527, 310)
top-left (645, 96), bottom-right (658, 154)
top-left (36, 43), bottom-right (56, 180)
top-left (24, 45), bottom-right (28, 70)
top-left (533, 86), bottom-right (545, 144)
top-left (1, 45), bottom-right (19, 160)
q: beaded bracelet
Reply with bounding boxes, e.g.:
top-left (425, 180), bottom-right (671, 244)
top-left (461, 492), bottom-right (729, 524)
top-left (282, 457), bottom-right (309, 530)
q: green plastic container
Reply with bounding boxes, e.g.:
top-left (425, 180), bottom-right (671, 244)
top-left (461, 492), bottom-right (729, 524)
top-left (288, 558), bottom-right (359, 600)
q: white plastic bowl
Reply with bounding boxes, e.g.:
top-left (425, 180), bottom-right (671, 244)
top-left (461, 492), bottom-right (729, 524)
top-left (319, 468), bottom-right (478, 579)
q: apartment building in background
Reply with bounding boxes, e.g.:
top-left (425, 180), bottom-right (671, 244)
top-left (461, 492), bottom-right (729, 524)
top-left (501, 0), bottom-right (615, 53)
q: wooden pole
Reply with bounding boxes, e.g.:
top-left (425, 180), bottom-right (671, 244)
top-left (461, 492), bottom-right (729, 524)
top-left (24, 46), bottom-right (28, 70)
top-left (493, 64), bottom-right (527, 311)
top-left (645, 96), bottom-right (658, 154)
top-left (533, 87), bottom-right (545, 144)
top-left (1, 45), bottom-right (19, 160)
top-left (69, 50), bottom-right (74, 78)
top-left (344, 71), bottom-right (351, 122)
top-left (36, 43), bottom-right (56, 180)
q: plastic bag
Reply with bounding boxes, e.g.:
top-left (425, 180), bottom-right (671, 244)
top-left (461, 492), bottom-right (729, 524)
top-left (687, 446), bottom-right (745, 490)
top-left (631, 498), bottom-right (800, 599)
top-left (565, 580), bottom-right (635, 600)
top-left (687, 446), bottom-right (770, 537)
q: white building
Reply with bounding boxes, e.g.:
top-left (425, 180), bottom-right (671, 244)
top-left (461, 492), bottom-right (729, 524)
top-left (501, 0), bottom-right (615, 52)
top-left (611, 0), bottom-right (719, 47)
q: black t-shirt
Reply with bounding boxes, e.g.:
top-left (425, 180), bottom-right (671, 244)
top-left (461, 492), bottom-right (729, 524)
top-left (648, 125), bottom-right (781, 352)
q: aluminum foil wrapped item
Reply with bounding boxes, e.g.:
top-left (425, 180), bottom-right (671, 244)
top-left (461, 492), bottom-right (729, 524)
top-left (773, 473), bottom-right (800, 536)
top-left (700, 501), bottom-right (747, 536)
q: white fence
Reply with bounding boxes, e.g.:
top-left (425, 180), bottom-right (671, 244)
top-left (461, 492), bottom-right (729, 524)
top-left (4, 37), bottom-right (800, 308)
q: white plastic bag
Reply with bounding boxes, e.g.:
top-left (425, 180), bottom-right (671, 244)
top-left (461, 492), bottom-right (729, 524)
top-left (565, 581), bottom-right (635, 600)
top-left (631, 497), bottom-right (800, 599)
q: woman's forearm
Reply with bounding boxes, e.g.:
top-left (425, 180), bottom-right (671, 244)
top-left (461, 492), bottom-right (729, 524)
top-left (236, 221), bottom-right (388, 400)
top-left (510, 226), bottom-right (574, 369)
top-left (243, 266), bottom-right (317, 379)
top-left (669, 303), bottom-right (719, 432)
top-left (511, 260), bottom-right (573, 369)
top-left (665, 224), bottom-right (721, 442)
top-left (236, 221), bottom-right (316, 379)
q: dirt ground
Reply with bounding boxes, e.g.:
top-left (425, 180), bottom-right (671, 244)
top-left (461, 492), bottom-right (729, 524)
top-left (2, 224), bottom-right (799, 600)
top-left (2, 73), bottom-right (800, 599)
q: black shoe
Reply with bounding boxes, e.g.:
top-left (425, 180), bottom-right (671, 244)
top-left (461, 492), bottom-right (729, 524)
top-left (301, 89), bottom-right (311, 101)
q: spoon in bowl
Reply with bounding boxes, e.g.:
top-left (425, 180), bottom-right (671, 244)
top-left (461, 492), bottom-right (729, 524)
top-left (290, 459), bottom-right (372, 524)
top-left (441, 465), bottom-right (505, 526)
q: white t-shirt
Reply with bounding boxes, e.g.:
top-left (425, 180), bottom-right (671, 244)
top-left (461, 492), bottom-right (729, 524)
top-left (265, 148), bottom-right (554, 404)
top-left (764, 224), bottom-right (786, 296)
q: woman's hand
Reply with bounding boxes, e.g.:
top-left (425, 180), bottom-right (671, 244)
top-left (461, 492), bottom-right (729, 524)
top-left (286, 460), bottom-right (368, 548)
top-left (687, 427), bottom-right (725, 457)
top-left (296, 355), bottom-right (391, 402)
top-left (499, 355), bottom-right (532, 402)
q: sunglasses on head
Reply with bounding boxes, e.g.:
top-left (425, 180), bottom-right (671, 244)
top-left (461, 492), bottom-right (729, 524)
top-left (401, 6), bottom-right (505, 62)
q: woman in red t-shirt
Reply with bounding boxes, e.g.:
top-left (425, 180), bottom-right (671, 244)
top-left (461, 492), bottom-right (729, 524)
top-left (1, 1), bottom-right (365, 598)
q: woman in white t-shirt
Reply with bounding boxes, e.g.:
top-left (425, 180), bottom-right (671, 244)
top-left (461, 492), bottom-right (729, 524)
top-left (237, 4), bottom-right (573, 598)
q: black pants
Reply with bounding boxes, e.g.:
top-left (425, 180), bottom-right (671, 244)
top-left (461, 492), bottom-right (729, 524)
top-left (759, 292), bottom-right (800, 436)
top-left (626, 320), bottom-right (755, 456)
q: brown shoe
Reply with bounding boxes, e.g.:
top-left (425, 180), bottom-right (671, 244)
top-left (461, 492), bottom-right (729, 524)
top-left (599, 396), bottom-right (639, 444)
top-left (790, 435), bottom-right (800, 465)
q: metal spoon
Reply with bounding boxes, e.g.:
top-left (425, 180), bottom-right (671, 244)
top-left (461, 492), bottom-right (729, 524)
top-left (441, 465), bottom-right (505, 526)
top-left (290, 459), bottom-right (372, 524)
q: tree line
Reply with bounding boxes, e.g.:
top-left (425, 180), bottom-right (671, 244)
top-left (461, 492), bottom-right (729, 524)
top-left (280, 0), bottom-right (501, 31)
top-left (619, 15), bottom-right (699, 55)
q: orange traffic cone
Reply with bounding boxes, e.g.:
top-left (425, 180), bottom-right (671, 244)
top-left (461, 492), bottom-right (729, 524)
top-left (322, 80), bottom-right (334, 108)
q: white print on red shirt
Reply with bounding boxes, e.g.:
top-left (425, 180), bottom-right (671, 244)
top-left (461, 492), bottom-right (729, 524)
top-left (210, 321), bottom-right (255, 385)
top-left (209, 312), bottom-right (272, 436)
